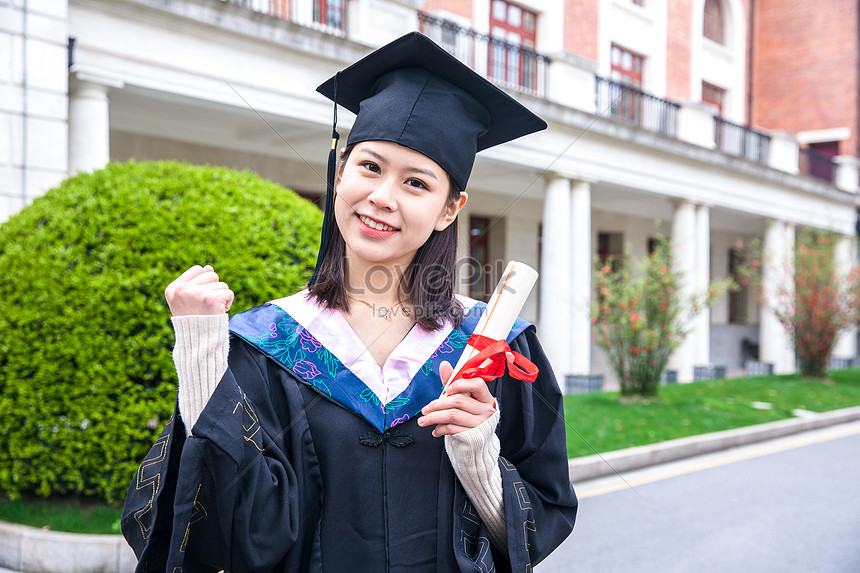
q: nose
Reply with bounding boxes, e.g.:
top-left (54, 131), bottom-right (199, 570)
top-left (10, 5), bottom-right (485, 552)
top-left (366, 177), bottom-right (397, 211)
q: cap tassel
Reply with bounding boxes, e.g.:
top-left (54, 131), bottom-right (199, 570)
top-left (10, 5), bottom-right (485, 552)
top-left (309, 73), bottom-right (340, 288)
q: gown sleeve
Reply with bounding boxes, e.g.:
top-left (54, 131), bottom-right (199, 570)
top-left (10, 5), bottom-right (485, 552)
top-left (474, 324), bottom-right (578, 570)
top-left (121, 336), bottom-right (320, 573)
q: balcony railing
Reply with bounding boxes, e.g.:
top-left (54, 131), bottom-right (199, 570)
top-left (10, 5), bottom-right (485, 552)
top-left (799, 147), bottom-right (837, 183)
top-left (714, 117), bottom-right (770, 163)
top-left (595, 76), bottom-right (679, 137)
top-left (418, 12), bottom-right (549, 97)
top-left (226, 0), bottom-right (346, 33)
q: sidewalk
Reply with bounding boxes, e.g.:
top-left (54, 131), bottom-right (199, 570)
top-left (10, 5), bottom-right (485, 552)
top-left (2, 405), bottom-right (860, 573)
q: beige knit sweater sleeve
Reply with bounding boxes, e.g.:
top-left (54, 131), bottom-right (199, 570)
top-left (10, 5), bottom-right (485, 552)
top-left (445, 407), bottom-right (507, 552)
top-left (171, 314), bottom-right (230, 436)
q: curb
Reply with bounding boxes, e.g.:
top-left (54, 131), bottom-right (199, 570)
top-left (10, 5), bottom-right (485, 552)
top-left (0, 521), bottom-right (136, 573)
top-left (2, 406), bottom-right (859, 573)
top-left (568, 405), bottom-right (860, 482)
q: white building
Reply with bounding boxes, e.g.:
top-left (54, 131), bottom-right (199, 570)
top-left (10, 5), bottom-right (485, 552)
top-left (2, 0), bottom-right (858, 387)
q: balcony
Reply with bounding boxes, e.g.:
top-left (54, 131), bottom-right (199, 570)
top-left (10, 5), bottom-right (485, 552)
top-left (418, 12), bottom-right (549, 97)
top-left (714, 117), bottom-right (770, 163)
top-left (595, 76), bottom-right (679, 137)
top-left (799, 147), bottom-right (837, 183)
top-left (226, 0), bottom-right (346, 33)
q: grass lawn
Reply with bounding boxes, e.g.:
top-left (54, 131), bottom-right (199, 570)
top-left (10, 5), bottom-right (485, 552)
top-left (3, 369), bottom-right (860, 534)
top-left (563, 368), bottom-right (860, 458)
top-left (0, 495), bottom-right (121, 534)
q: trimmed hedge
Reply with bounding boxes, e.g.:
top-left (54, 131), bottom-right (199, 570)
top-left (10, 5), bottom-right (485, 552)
top-left (0, 161), bottom-right (321, 503)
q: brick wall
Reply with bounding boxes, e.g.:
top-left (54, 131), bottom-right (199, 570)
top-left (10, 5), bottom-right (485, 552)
top-left (422, 0), bottom-right (473, 20)
top-left (269, 0), bottom-right (290, 19)
top-left (564, 0), bottom-right (599, 63)
top-left (665, 0), bottom-right (693, 100)
top-left (752, 0), bottom-right (859, 156)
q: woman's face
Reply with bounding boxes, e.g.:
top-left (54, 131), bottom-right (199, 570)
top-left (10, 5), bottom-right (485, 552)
top-left (334, 141), bottom-right (467, 270)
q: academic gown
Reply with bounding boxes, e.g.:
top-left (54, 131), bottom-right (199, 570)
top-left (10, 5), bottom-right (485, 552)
top-left (121, 299), bottom-right (577, 573)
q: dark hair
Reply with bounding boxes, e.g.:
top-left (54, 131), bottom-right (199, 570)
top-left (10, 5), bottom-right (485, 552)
top-left (308, 145), bottom-right (465, 330)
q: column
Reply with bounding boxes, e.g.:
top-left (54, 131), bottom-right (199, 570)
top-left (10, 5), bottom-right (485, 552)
top-left (670, 200), bottom-right (697, 382)
top-left (695, 204), bottom-right (711, 366)
top-left (832, 233), bottom-right (857, 360)
top-left (570, 180), bottom-right (592, 375)
top-left (68, 72), bottom-right (122, 175)
top-left (781, 223), bottom-right (796, 373)
top-left (760, 220), bottom-right (795, 374)
top-left (539, 176), bottom-right (572, 377)
top-left (455, 201), bottom-right (471, 296)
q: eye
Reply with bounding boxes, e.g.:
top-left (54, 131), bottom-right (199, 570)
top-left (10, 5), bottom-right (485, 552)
top-left (405, 178), bottom-right (428, 190)
top-left (360, 161), bottom-right (381, 174)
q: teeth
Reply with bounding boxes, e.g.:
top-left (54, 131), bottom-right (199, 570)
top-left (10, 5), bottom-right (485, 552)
top-left (359, 215), bottom-right (397, 232)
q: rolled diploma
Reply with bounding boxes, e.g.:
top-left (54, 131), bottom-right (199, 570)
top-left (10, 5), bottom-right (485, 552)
top-left (447, 260), bottom-right (539, 385)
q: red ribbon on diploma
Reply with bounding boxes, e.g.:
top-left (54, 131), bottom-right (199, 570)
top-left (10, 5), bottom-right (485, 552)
top-left (449, 334), bottom-right (539, 385)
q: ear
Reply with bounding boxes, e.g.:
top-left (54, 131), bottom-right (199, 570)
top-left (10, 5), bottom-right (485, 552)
top-left (435, 192), bottom-right (468, 232)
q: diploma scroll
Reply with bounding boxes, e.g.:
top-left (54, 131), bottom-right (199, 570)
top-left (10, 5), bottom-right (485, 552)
top-left (447, 260), bottom-right (539, 385)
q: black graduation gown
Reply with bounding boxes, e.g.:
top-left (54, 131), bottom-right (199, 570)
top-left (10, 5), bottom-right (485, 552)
top-left (122, 302), bottom-right (577, 572)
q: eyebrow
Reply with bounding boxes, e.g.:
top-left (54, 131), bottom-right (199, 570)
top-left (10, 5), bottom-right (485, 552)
top-left (357, 148), bottom-right (439, 181)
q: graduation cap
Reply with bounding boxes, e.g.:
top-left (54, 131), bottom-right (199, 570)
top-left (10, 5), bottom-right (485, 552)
top-left (309, 31), bottom-right (547, 286)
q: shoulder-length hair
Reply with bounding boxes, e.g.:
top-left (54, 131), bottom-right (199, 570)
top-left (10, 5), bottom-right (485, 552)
top-left (308, 145), bottom-right (465, 330)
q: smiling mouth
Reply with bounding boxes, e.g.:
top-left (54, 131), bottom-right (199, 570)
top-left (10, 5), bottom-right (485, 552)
top-left (358, 214), bottom-right (399, 232)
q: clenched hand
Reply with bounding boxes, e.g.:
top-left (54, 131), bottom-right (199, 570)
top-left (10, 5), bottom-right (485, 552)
top-left (165, 265), bottom-right (235, 316)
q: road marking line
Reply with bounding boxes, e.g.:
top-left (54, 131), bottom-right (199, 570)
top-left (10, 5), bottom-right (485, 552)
top-left (577, 422), bottom-right (860, 499)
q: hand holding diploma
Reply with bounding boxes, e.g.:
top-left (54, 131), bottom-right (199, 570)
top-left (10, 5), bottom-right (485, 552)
top-left (418, 361), bottom-right (497, 436)
top-left (418, 261), bottom-right (540, 437)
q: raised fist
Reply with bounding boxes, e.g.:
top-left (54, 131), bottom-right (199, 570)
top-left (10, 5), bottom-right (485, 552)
top-left (165, 265), bottom-right (235, 316)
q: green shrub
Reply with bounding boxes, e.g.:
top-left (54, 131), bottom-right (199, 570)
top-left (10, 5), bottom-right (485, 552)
top-left (0, 161), bottom-right (321, 503)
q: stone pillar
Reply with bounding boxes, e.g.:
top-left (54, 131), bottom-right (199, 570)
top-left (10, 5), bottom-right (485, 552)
top-left (670, 200), bottom-right (697, 382)
top-left (760, 220), bottom-right (796, 374)
top-left (455, 201), bottom-right (471, 296)
top-left (833, 233), bottom-right (857, 360)
top-left (68, 72), bottom-right (122, 175)
top-left (782, 223), bottom-right (796, 373)
top-left (539, 176), bottom-right (572, 377)
top-left (570, 180), bottom-right (592, 375)
top-left (695, 204), bottom-right (711, 366)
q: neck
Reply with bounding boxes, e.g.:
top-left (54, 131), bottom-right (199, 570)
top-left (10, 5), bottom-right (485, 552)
top-left (344, 256), bottom-right (411, 306)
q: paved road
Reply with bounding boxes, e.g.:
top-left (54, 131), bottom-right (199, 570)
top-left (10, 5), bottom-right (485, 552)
top-left (538, 421), bottom-right (860, 573)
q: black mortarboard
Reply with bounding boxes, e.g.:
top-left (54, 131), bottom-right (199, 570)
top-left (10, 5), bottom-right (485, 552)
top-left (308, 31), bottom-right (547, 286)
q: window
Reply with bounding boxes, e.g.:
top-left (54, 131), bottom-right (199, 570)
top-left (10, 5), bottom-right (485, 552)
top-left (418, 14), bottom-right (473, 67)
top-left (610, 44), bottom-right (644, 123)
top-left (597, 232), bottom-right (624, 269)
top-left (702, 81), bottom-right (725, 116)
top-left (611, 44), bottom-right (643, 87)
top-left (314, 0), bottom-right (345, 30)
top-left (802, 141), bottom-right (840, 182)
top-left (728, 248), bottom-right (748, 324)
top-left (704, 0), bottom-right (724, 44)
top-left (489, 0), bottom-right (538, 90)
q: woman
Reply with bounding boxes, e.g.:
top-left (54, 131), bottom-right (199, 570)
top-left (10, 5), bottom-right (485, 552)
top-left (122, 32), bottom-right (577, 572)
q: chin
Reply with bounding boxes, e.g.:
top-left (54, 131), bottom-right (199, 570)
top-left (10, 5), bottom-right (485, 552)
top-left (346, 244), bottom-right (416, 268)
